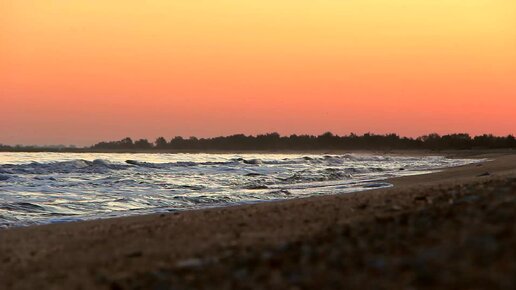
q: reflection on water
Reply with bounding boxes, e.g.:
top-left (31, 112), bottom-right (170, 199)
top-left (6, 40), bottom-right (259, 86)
top-left (0, 152), bottom-right (481, 227)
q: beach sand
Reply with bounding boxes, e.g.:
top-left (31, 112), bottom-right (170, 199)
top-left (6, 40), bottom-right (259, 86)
top-left (1, 152), bottom-right (515, 289)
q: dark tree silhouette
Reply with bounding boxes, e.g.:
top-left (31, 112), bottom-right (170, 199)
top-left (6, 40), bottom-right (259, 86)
top-left (87, 132), bottom-right (516, 151)
top-left (134, 139), bottom-right (152, 149)
top-left (2, 133), bottom-right (515, 152)
top-left (155, 137), bottom-right (168, 149)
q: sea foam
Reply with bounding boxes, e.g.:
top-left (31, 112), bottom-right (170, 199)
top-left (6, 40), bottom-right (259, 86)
top-left (0, 152), bottom-right (482, 227)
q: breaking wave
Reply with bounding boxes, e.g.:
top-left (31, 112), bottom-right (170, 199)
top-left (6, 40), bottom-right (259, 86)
top-left (0, 152), bottom-right (482, 227)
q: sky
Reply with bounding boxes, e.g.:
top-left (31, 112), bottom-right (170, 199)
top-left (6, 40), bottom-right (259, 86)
top-left (1, 0), bottom-right (515, 146)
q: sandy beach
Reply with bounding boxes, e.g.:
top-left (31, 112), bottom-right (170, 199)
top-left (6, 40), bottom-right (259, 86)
top-left (1, 152), bottom-right (515, 289)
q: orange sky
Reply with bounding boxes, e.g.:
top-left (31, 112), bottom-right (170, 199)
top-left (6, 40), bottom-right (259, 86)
top-left (1, 0), bottom-right (515, 145)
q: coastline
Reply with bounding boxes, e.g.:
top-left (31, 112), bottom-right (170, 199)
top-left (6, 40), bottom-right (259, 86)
top-left (1, 148), bottom-right (513, 156)
top-left (0, 152), bottom-right (515, 289)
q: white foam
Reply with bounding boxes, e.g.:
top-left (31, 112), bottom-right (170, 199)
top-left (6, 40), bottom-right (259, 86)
top-left (0, 152), bottom-right (482, 227)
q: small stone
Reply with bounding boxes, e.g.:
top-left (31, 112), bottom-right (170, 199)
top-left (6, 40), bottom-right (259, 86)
top-left (391, 205), bottom-right (402, 211)
top-left (356, 203), bottom-right (368, 210)
top-left (125, 251), bottom-right (143, 258)
top-left (176, 258), bottom-right (204, 268)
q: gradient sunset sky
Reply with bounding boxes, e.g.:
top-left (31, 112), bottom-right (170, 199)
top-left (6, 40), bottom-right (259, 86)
top-left (1, 0), bottom-right (515, 145)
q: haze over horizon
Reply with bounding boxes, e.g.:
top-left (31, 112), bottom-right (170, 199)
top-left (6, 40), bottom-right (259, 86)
top-left (2, 0), bottom-right (515, 146)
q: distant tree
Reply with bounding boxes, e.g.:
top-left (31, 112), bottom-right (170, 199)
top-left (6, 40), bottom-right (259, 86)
top-left (155, 137), bottom-right (168, 149)
top-left (507, 135), bottom-right (516, 148)
top-left (134, 139), bottom-right (152, 149)
top-left (169, 136), bottom-right (186, 149)
top-left (80, 132), bottom-right (516, 152)
top-left (119, 137), bottom-right (134, 149)
top-left (419, 133), bottom-right (441, 150)
top-left (441, 133), bottom-right (472, 149)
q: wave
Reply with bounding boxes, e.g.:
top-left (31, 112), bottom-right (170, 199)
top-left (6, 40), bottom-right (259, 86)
top-left (125, 160), bottom-right (236, 168)
top-left (0, 153), bottom-right (482, 228)
top-left (0, 202), bottom-right (46, 213)
top-left (0, 154), bottom-right (450, 179)
top-left (0, 154), bottom-right (420, 175)
top-left (0, 159), bottom-right (129, 174)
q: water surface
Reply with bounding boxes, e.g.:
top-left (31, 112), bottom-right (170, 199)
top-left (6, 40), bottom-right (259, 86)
top-left (0, 152), bottom-right (480, 227)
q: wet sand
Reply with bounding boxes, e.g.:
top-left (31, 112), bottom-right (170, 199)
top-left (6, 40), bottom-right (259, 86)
top-left (1, 152), bottom-right (515, 289)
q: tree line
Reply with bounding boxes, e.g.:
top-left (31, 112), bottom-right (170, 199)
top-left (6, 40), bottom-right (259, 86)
top-left (1, 133), bottom-right (514, 152)
top-left (85, 133), bottom-right (516, 151)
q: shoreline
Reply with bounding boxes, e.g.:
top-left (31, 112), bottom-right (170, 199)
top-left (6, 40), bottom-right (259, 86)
top-left (0, 151), bottom-right (485, 229)
top-left (1, 148), bottom-right (514, 156)
top-left (0, 152), bottom-right (515, 289)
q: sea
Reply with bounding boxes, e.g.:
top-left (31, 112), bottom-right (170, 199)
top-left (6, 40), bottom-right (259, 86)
top-left (0, 152), bottom-right (481, 228)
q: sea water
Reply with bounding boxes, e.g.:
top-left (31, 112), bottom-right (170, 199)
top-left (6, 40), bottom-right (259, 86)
top-left (0, 152), bottom-right (481, 227)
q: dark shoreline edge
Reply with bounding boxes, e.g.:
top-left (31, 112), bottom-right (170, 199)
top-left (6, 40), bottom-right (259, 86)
top-left (0, 148), bottom-right (514, 155)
